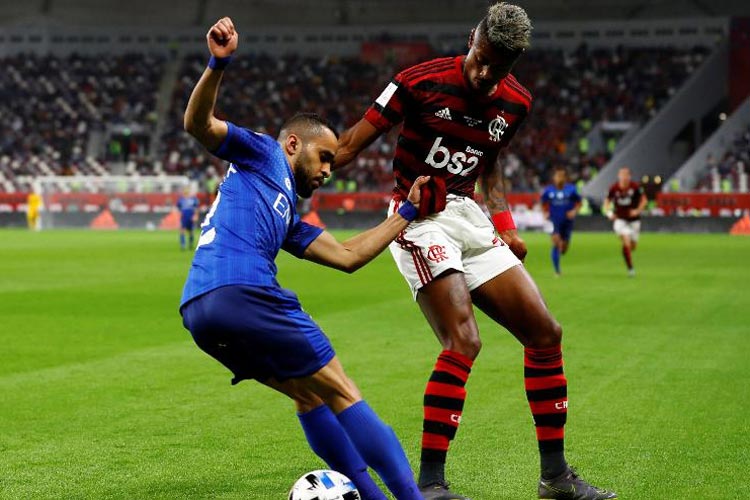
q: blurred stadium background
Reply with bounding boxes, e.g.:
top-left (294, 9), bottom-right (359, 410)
top-left (2, 0), bottom-right (750, 232)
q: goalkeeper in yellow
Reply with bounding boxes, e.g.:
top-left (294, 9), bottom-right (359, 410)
top-left (26, 185), bottom-right (43, 231)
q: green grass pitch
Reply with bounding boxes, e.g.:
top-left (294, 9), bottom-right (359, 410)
top-left (0, 229), bottom-right (748, 499)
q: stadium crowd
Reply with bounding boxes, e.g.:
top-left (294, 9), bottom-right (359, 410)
top-left (0, 45), bottom-right (711, 194)
top-left (0, 53), bottom-right (164, 191)
top-left (500, 44), bottom-right (709, 191)
top-left (694, 123), bottom-right (750, 192)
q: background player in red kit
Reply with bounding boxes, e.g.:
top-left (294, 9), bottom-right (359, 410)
top-left (335, 2), bottom-right (616, 499)
top-left (604, 167), bottom-right (648, 277)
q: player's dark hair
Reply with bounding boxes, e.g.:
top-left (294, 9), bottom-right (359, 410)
top-left (478, 2), bottom-right (532, 53)
top-left (279, 112), bottom-right (338, 140)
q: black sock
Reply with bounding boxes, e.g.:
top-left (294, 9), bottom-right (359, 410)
top-left (418, 461), bottom-right (445, 487)
top-left (540, 450), bottom-right (568, 479)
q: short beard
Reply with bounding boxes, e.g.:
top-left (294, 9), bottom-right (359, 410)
top-left (294, 156), bottom-right (314, 199)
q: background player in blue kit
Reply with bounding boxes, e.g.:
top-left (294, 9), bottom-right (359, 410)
top-left (176, 187), bottom-right (199, 250)
top-left (542, 167), bottom-right (582, 276)
top-left (179, 17), bottom-right (430, 500)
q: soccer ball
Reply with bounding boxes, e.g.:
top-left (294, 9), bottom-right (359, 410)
top-left (288, 470), bottom-right (360, 500)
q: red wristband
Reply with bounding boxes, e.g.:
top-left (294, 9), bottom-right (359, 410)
top-left (492, 211), bottom-right (516, 232)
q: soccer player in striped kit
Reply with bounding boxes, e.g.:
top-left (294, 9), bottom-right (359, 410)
top-left (335, 3), bottom-right (616, 499)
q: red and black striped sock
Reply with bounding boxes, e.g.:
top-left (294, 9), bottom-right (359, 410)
top-left (525, 345), bottom-right (568, 479)
top-left (419, 350), bottom-right (473, 485)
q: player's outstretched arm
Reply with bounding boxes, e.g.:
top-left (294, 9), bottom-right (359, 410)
top-left (633, 191), bottom-right (648, 217)
top-left (184, 17), bottom-right (238, 152)
top-left (333, 118), bottom-right (382, 171)
top-left (482, 156), bottom-right (528, 260)
top-left (303, 176), bottom-right (430, 273)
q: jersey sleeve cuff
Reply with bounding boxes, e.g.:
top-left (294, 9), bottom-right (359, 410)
top-left (364, 108), bottom-right (393, 133)
top-left (211, 121), bottom-right (236, 158)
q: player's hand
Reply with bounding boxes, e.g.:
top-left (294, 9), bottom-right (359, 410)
top-left (606, 211), bottom-right (616, 221)
top-left (207, 17), bottom-right (238, 58)
top-left (406, 175), bottom-right (431, 209)
top-left (566, 209), bottom-right (577, 220)
top-left (629, 209), bottom-right (641, 218)
top-left (499, 230), bottom-right (528, 261)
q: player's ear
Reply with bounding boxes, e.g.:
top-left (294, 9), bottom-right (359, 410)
top-left (284, 134), bottom-right (300, 156)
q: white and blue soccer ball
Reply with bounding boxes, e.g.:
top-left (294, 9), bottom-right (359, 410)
top-left (288, 469), bottom-right (360, 500)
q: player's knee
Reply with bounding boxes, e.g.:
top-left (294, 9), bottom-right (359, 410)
top-left (528, 319), bottom-right (562, 348)
top-left (317, 376), bottom-right (362, 412)
top-left (545, 320), bottom-right (563, 346)
top-left (447, 321), bottom-right (482, 359)
top-left (293, 394), bottom-right (324, 414)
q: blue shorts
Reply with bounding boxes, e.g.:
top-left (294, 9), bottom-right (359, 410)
top-left (180, 285), bottom-right (335, 384)
top-left (552, 219), bottom-right (574, 242)
top-left (180, 215), bottom-right (194, 231)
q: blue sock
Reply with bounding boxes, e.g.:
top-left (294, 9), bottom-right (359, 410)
top-left (188, 231), bottom-right (194, 248)
top-left (299, 405), bottom-right (386, 500)
top-left (551, 246), bottom-right (561, 274)
top-left (179, 233), bottom-right (186, 249)
top-left (337, 401), bottom-right (421, 500)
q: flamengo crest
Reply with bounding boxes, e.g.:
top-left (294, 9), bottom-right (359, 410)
top-left (427, 244), bottom-right (448, 263)
top-left (488, 114), bottom-right (508, 142)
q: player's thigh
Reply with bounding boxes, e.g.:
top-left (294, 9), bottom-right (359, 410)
top-left (470, 265), bottom-right (561, 348)
top-left (559, 220), bottom-right (574, 243)
top-left (416, 270), bottom-right (482, 357)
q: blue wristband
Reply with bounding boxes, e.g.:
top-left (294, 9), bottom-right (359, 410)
top-left (208, 55), bottom-right (232, 70)
top-left (397, 200), bottom-right (418, 222)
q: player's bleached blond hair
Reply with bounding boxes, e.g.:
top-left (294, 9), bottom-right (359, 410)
top-left (480, 2), bottom-right (532, 52)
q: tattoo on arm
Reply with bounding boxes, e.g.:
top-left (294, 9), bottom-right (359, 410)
top-left (483, 161), bottom-right (509, 214)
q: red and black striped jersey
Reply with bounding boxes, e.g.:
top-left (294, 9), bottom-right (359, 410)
top-left (364, 55), bottom-right (532, 198)
top-left (607, 181), bottom-right (644, 221)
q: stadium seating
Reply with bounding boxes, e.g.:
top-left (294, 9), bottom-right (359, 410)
top-left (501, 44), bottom-right (709, 191)
top-left (0, 46), bottom-right (708, 193)
top-left (693, 124), bottom-right (750, 192)
top-left (0, 53), bottom-right (164, 191)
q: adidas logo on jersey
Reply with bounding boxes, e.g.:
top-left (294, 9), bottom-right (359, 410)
top-left (435, 107), bottom-right (452, 121)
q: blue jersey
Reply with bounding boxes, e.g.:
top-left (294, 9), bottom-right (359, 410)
top-left (542, 183), bottom-right (581, 222)
top-left (180, 122), bottom-right (323, 307)
top-left (177, 196), bottom-right (199, 218)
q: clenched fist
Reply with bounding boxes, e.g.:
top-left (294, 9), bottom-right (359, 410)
top-left (207, 17), bottom-right (238, 58)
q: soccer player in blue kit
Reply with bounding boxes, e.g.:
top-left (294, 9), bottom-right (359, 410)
top-left (176, 187), bottom-right (199, 250)
top-left (179, 17), bottom-right (428, 500)
top-left (541, 167), bottom-right (582, 276)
